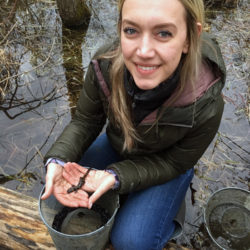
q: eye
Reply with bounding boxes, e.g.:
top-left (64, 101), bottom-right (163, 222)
top-left (123, 27), bottom-right (137, 35)
top-left (158, 31), bottom-right (172, 38)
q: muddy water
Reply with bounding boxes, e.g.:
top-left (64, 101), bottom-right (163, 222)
top-left (0, 0), bottom-right (249, 248)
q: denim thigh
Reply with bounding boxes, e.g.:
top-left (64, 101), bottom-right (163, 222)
top-left (111, 168), bottom-right (194, 250)
top-left (78, 133), bottom-right (122, 169)
top-left (79, 133), bottom-right (193, 250)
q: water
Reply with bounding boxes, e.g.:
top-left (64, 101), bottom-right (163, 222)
top-left (0, 0), bottom-right (249, 248)
top-left (209, 204), bottom-right (250, 248)
top-left (0, 0), bottom-right (118, 196)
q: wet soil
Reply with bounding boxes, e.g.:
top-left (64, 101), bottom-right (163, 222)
top-left (52, 204), bottom-right (110, 234)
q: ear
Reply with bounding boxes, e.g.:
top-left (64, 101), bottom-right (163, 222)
top-left (197, 22), bottom-right (202, 37)
top-left (182, 22), bottom-right (203, 54)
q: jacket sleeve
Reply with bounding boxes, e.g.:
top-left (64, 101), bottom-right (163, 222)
top-left (44, 63), bottom-right (106, 163)
top-left (108, 96), bottom-right (224, 194)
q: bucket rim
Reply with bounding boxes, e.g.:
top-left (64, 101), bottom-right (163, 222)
top-left (203, 186), bottom-right (250, 250)
top-left (38, 185), bottom-right (119, 238)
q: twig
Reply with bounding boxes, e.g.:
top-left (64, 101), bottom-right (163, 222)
top-left (0, 38), bottom-right (56, 84)
top-left (6, 0), bottom-right (18, 22)
top-left (35, 146), bottom-right (44, 161)
top-left (221, 133), bottom-right (250, 155)
top-left (0, 21), bottom-right (18, 45)
top-left (219, 137), bottom-right (250, 164)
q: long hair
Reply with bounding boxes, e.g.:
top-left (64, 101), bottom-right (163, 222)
top-left (102, 0), bottom-right (205, 151)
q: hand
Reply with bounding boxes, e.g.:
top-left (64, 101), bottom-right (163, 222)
top-left (63, 162), bottom-right (116, 209)
top-left (41, 163), bottom-right (89, 207)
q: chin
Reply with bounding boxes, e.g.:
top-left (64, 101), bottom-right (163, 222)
top-left (134, 79), bottom-right (162, 90)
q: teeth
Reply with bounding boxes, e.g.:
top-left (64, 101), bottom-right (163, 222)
top-left (138, 65), bottom-right (157, 71)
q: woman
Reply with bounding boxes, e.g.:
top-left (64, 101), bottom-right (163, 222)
top-left (42, 0), bottom-right (226, 248)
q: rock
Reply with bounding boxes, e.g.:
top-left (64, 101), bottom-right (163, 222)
top-left (56, 0), bottom-right (91, 27)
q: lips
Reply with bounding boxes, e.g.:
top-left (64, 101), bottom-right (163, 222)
top-left (138, 65), bottom-right (158, 71)
top-left (136, 63), bottom-right (159, 75)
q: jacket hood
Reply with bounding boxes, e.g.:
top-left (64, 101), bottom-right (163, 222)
top-left (201, 32), bottom-right (226, 83)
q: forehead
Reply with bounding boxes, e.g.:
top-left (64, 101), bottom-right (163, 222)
top-left (122, 0), bottom-right (186, 25)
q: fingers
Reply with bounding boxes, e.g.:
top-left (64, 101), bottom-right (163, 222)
top-left (62, 168), bottom-right (79, 186)
top-left (42, 162), bottom-right (92, 208)
top-left (64, 162), bottom-right (86, 175)
top-left (41, 182), bottom-right (53, 200)
top-left (63, 163), bottom-right (94, 191)
top-left (88, 190), bottom-right (102, 209)
top-left (60, 162), bottom-right (116, 209)
top-left (41, 163), bottom-right (64, 200)
top-left (88, 174), bottom-right (115, 209)
top-left (41, 170), bottom-right (55, 200)
top-left (55, 190), bottom-right (90, 208)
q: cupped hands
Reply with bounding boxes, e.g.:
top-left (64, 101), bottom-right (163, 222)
top-left (63, 162), bottom-right (116, 209)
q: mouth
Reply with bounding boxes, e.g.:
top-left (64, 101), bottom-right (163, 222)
top-left (136, 64), bottom-right (160, 75)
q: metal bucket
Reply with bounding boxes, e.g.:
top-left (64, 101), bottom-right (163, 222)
top-left (204, 187), bottom-right (250, 250)
top-left (39, 186), bottom-right (119, 250)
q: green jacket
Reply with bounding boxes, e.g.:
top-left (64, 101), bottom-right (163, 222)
top-left (45, 32), bottom-right (226, 194)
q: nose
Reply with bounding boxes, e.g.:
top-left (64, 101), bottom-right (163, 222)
top-left (136, 34), bottom-right (155, 58)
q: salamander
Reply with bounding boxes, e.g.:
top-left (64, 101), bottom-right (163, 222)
top-left (67, 167), bottom-right (92, 193)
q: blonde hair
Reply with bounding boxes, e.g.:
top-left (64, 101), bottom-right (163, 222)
top-left (103, 0), bottom-right (204, 151)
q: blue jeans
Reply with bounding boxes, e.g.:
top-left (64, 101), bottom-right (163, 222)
top-left (79, 133), bottom-right (194, 250)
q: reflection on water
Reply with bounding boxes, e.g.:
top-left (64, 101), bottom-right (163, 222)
top-left (0, 0), bottom-right (70, 197)
top-left (0, 0), bottom-right (118, 197)
top-left (61, 26), bottom-right (86, 114)
top-left (0, 0), bottom-right (249, 248)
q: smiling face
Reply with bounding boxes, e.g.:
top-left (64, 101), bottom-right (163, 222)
top-left (121, 0), bottom-right (189, 90)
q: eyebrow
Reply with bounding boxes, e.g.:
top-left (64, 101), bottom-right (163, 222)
top-left (122, 19), bottom-right (177, 29)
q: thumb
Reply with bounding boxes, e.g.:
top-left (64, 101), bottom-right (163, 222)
top-left (88, 177), bottom-right (115, 209)
top-left (88, 188), bottom-right (103, 209)
top-left (41, 177), bottom-right (54, 200)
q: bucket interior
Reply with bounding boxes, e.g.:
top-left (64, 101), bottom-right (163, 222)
top-left (39, 186), bottom-right (119, 250)
top-left (204, 187), bottom-right (250, 250)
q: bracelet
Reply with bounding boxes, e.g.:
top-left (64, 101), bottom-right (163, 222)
top-left (46, 158), bottom-right (65, 166)
top-left (45, 158), bottom-right (65, 172)
top-left (105, 169), bottom-right (120, 190)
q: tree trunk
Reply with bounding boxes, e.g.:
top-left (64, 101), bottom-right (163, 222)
top-left (56, 0), bottom-right (91, 27)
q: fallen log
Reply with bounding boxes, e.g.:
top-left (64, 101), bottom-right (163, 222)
top-left (0, 186), bottom-right (55, 250)
top-left (0, 186), bottom-right (191, 250)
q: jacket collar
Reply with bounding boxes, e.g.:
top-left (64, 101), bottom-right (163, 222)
top-left (124, 60), bottom-right (182, 125)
